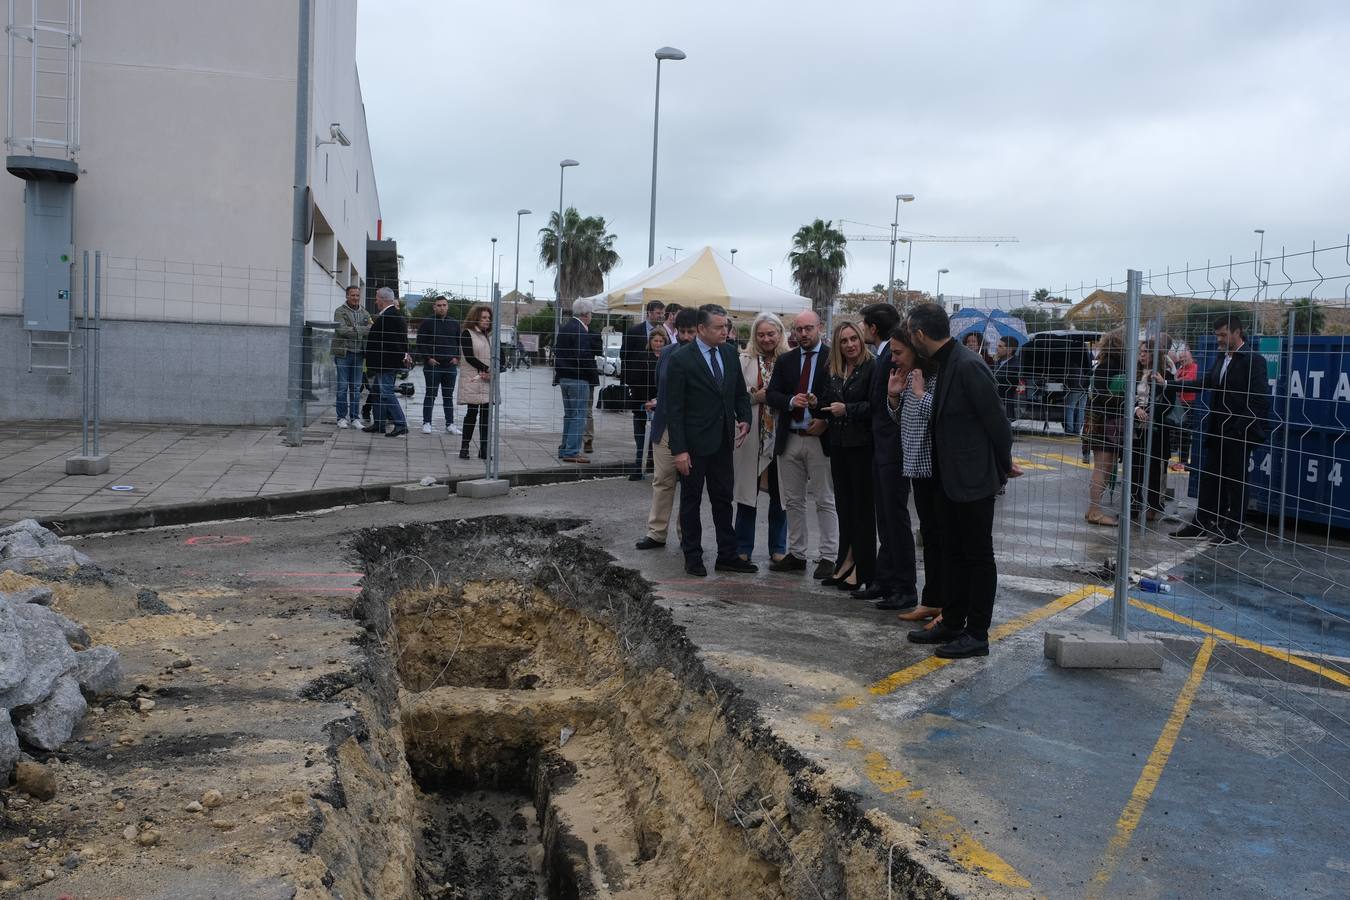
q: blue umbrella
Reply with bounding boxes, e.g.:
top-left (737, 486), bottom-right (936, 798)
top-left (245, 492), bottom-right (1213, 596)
top-left (950, 308), bottom-right (1029, 350)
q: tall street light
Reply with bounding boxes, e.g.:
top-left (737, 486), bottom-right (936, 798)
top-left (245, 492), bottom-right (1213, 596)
top-left (488, 236), bottom-right (500, 479)
top-left (936, 267), bottom-right (950, 303)
top-left (901, 238), bottom-right (913, 300)
top-left (647, 46), bottom-right (686, 267)
top-left (1254, 228), bottom-right (1266, 334)
top-left (513, 208), bottom-right (531, 327)
top-left (887, 193), bottom-right (916, 306)
top-left (730, 248), bottom-right (738, 265)
top-left (554, 159), bottom-right (579, 352)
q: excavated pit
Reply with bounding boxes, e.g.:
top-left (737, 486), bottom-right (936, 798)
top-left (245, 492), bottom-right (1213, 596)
top-left (331, 516), bottom-right (967, 900)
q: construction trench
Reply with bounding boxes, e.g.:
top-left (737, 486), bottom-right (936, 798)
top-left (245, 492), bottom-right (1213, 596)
top-left (302, 515), bottom-right (969, 899)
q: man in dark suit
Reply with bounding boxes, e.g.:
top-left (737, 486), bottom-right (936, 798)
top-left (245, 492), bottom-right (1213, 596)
top-left (764, 310), bottom-right (838, 579)
top-left (621, 300), bottom-right (666, 391)
top-left (665, 304), bottom-right (755, 577)
top-left (858, 303), bottom-right (919, 609)
top-left (636, 308), bottom-right (699, 550)
top-left (1172, 314), bottom-right (1271, 545)
top-left (904, 303), bottom-right (1020, 659)
top-left (363, 286), bottom-right (411, 437)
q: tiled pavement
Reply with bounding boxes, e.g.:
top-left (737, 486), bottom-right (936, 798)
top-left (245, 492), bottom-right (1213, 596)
top-left (0, 368), bottom-right (634, 521)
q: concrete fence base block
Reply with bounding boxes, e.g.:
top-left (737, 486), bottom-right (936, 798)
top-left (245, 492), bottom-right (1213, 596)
top-left (388, 483), bottom-right (450, 504)
top-left (456, 478), bottom-right (510, 499)
top-left (1046, 629), bottom-right (1164, 669)
top-left (64, 455), bottom-right (111, 476)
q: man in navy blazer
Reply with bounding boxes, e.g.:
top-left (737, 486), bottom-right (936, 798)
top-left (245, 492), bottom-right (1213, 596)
top-left (904, 303), bottom-right (1020, 660)
top-left (663, 304), bottom-right (754, 577)
top-left (764, 310), bottom-right (838, 579)
top-left (636, 308), bottom-right (698, 550)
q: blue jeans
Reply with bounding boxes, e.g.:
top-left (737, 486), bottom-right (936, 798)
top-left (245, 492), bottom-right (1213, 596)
top-left (1063, 391), bottom-right (1087, 435)
top-left (423, 365), bottom-right (458, 425)
top-left (335, 353), bottom-right (362, 420)
top-left (373, 371), bottom-right (407, 429)
top-left (733, 461), bottom-right (787, 559)
top-left (558, 379), bottom-right (588, 457)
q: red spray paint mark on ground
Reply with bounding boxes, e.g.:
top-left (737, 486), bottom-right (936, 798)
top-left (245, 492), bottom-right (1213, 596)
top-left (184, 534), bottom-right (253, 547)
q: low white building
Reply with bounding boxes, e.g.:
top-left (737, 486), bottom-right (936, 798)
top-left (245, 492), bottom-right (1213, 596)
top-left (1, 0), bottom-right (390, 424)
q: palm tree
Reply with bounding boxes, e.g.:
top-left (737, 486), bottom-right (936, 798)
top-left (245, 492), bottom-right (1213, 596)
top-left (788, 219), bottom-right (847, 316)
top-left (1290, 297), bottom-right (1325, 335)
top-left (1033, 287), bottom-right (1052, 303)
top-left (538, 207), bottom-right (621, 303)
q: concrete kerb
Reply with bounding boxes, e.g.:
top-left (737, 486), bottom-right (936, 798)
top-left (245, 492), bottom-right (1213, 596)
top-left (36, 458), bottom-right (632, 536)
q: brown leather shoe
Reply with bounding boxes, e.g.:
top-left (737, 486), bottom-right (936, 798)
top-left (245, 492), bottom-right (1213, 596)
top-left (898, 605), bottom-right (941, 622)
top-left (561, 455), bottom-right (590, 464)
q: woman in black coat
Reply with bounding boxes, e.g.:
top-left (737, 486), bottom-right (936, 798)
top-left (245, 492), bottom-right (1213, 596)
top-left (819, 321), bottom-right (876, 593)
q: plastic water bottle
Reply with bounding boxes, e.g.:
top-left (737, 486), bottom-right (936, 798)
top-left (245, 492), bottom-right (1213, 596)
top-left (1137, 578), bottom-right (1171, 594)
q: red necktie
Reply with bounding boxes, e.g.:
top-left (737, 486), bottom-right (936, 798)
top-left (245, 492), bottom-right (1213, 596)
top-left (793, 350), bottom-right (815, 422)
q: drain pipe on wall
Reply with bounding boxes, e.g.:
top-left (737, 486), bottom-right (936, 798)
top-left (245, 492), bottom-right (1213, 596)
top-left (284, 0), bottom-right (313, 447)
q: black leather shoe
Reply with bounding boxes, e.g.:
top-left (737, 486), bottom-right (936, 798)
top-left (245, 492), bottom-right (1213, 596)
top-left (1210, 533), bottom-right (1238, 547)
top-left (1171, 523), bottom-right (1210, 539)
top-left (715, 558), bottom-right (758, 574)
top-left (685, 560), bottom-right (708, 577)
top-left (935, 634), bottom-right (990, 658)
top-left (385, 426), bottom-right (408, 437)
top-left (628, 473), bottom-right (644, 481)
top-left (907, 625), bottom-right (964, 645)
top-left (768, 555), bottom-right (806, 573)
top-left (875, 594), bottom-right (918, 611)
top-left (812, 559), bottom-right (835, 580)
top-left (851, 585), bottom-right (887, 600)
top-left (361, 424), bottom-right (384, 434)
top-left (635, 537), bottom-right (665, 550)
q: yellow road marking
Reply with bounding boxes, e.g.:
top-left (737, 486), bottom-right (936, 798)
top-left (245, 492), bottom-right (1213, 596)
top-left (1130, 597), bottom-right (1350, 689)
top-left (862, 748), bottom-right (1032, 889)
top-left (1036, 451), bottom-right (1093, 470)
top-left (1012, 456), bottom-right (1055, 471)
top-left (1087, 638), bottom-right (1215, 898)
top-left (867, 584), bottom-right (1103, 696)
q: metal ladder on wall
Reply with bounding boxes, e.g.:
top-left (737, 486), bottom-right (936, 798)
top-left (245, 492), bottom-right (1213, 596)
top-left (27, 329), bottom-right (73, 373)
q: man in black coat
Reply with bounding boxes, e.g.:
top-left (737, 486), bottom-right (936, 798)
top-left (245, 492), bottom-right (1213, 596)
top-left (621, 300), bottom-right (665, 393)
top-left (764, 310), bottom-right (838, 579)
top-left (552, 299), bottom-right (601, 463)
top-left (1172, 314), bottom-right (1272, 545)
top-left (665, 304), bottom-right (754, 577)
top-left (363, 286), bottom-right (411, 437)
top-left (858, 303), bottom-right (919, 608)
top-left (414, 296), bottom-right (461, 435)
top-left (904, 303), bottom-right (1020, 658)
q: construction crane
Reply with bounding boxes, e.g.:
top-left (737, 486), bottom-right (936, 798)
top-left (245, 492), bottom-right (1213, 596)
top-left (837, 220), bottom-right (1019, 296)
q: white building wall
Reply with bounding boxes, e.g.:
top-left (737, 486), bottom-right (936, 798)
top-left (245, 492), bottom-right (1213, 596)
top-left (0, 0), bottom-right (379, 326)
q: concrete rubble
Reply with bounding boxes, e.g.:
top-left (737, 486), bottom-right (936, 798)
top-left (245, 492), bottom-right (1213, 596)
top-left (0, 519), bottom-right (121, 786)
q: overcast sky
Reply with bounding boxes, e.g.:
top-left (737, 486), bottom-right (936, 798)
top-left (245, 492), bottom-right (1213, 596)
top-left (355, 0), bottom-right (1350, 306)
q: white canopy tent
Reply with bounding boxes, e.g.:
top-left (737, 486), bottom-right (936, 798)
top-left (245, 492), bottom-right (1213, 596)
top-left (584, 246), bottom-right (811, 317)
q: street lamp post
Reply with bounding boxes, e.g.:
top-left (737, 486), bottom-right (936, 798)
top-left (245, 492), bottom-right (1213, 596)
top-left (730, 248), bottom-right (738, 265)
top-left (667, 245), bottom-right (683, 261)
top-left (887, 193), bottom-right (916, 306)
top-left (1254, 228), bottom-right (1266, 334)
top-left (648, 46), bottom-right (687, 267)
top-left (901, 238), bottom-right (913, 301)
top-left (936, 267), bottom-right (950, 304)
top-left (768, 267), bottom-right (773, 285)
top-left (488, 236), bottom-right (500, 478)
top-left (553, 159), bottom-right (579, 354)
top-left (513, 208), bottom-right (531, 327)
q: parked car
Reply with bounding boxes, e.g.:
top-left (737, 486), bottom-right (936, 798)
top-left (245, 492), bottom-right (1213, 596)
top-left (1015, 330), bottom-right (1100, 424)
top-left (595, 332), bottom-right (623, 377)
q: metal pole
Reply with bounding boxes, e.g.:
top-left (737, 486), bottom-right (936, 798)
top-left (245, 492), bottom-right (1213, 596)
top-left (905, 242), bottom-right (913, 299)
top-left (488, 237), bottom-right (500, 479)
top-left (512, 210), bottom-right (527, 328)
top-left (80, 250), bottom-right (89, 456)
top-left (1279, 308), bottom-right (1296, 542)
top-left (284, 0), bottom-right (312, 447)
top-left (887, 195), bottom-right (899, 306)
top-left (1112, 269), bottom-right (1143, 640)
top-left (647, 57), bottom-right (663, 267)
top-left (92, 249), bottom-right (101, 456)
top-left (553, 168), bottom-right (567, 354)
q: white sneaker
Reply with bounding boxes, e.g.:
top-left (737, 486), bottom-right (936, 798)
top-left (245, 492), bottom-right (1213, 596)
top-left (337, 418), bottom-right (349, 429)
top-left (421, 422), bottom-right (433, 434)
top-left (448, 423), bottom-right (463, 435)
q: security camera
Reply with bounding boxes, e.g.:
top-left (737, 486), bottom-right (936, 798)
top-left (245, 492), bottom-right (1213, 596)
top-left (329, 123), bottom-right (351, 147)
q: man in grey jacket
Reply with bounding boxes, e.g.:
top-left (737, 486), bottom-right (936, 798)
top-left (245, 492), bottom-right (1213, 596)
top-left (903, 303), bottom-right (1021, 659)
top-left (333, 285), bottom-right (372, 429)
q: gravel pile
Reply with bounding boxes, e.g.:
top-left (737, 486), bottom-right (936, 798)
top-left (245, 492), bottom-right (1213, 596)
top-left (0, 519), bottom-right (121, 781)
